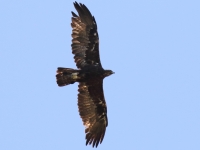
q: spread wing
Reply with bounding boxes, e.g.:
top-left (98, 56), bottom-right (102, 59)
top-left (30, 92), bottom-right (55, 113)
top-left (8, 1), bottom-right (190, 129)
top-left (71, 2), bottom-right (102, 69)
top-left (78, 80), bottom-right (108, 147)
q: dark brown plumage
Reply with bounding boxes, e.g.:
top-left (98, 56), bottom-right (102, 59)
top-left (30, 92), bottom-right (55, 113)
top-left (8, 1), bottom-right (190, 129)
top-left (56, 1), bottom-right (114, 147)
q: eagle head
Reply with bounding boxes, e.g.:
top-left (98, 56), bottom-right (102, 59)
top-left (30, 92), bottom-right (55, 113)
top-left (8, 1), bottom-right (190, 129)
top-left (104, 70), bottom-right (114, 77)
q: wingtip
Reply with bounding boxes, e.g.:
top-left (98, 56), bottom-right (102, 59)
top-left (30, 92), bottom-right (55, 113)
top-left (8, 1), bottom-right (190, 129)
top-left (85, 130), bottom-right (105, 148)
top-left (73, 1), bottom-right (79, 10)
top-left (73, 1), bottom-right (86, 11)
top-left (73, 1), bottom-right (80, 7)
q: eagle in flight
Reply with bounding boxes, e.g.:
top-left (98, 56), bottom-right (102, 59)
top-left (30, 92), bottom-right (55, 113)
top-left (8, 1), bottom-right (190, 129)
top-left (56, 1), bottom-right (114, 148)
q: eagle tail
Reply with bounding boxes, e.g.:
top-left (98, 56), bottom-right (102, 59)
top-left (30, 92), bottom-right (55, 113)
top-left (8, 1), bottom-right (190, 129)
top-left (56, 67), bottom-right (80, 86)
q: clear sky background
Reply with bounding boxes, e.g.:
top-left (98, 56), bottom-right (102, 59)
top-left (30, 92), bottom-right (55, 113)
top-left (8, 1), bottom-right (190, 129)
top-left (1, 0), bottom-right (200, 149)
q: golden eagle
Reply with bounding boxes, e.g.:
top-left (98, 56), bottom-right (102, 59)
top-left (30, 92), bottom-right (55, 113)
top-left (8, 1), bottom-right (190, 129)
top-left (56, 1), bottom-right (114, 148)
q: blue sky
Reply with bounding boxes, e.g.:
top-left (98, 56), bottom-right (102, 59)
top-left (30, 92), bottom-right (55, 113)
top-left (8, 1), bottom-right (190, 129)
top-left (1, 0), bottom-right (200, 149)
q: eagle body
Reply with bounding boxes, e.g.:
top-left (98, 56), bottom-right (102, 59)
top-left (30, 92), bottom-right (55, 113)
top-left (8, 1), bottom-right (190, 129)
top-left (56, 2), bottom-right (113, 148)
top-left (57, 67), bottom-right (113, 86)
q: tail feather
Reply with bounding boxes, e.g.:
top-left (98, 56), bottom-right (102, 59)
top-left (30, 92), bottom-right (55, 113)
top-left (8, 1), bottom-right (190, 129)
top-left (56, 67), bottom-right (80, 86)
